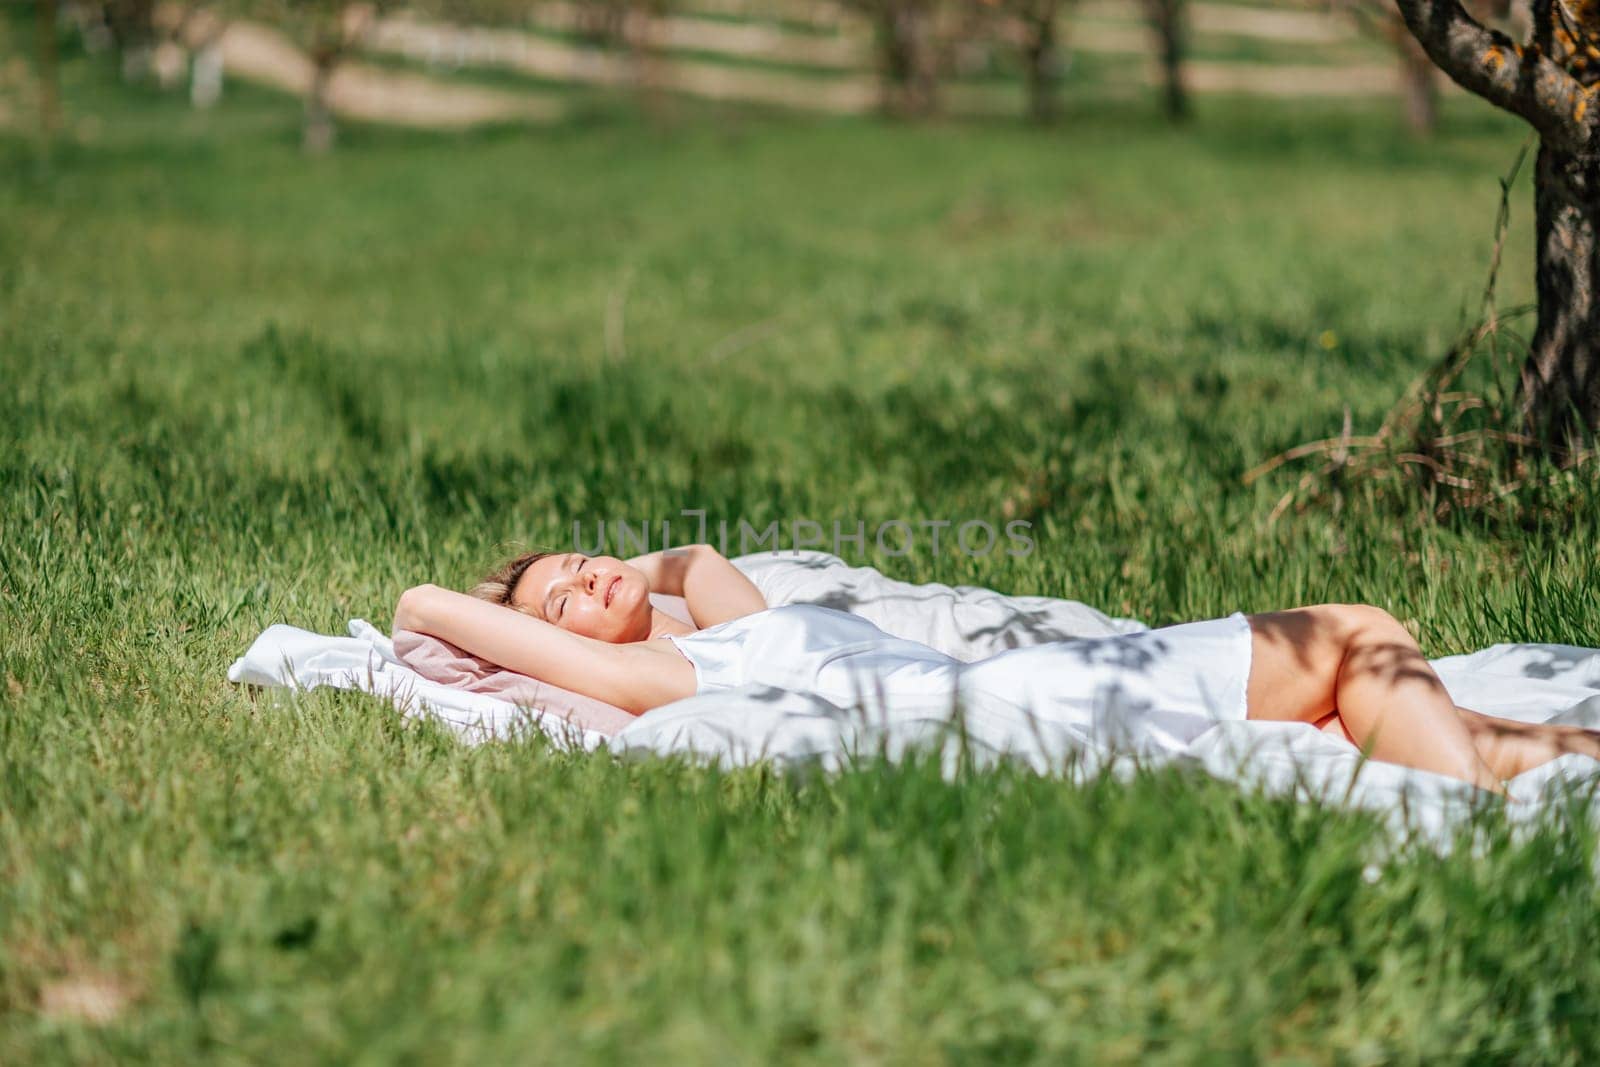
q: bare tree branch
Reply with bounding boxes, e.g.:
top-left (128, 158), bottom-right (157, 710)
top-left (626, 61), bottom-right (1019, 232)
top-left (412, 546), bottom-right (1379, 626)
top-left (1394, 0), bottom-right (1596, 154)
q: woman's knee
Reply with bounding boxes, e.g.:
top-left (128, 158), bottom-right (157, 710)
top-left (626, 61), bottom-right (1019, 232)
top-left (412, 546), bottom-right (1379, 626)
top-left (1316, 603), bottom-right (1442, 700)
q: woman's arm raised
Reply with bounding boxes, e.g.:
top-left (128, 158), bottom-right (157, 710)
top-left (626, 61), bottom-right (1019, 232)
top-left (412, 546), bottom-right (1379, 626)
top-left (625, 543), bottom-right (765, 628)
top-left (394, 584), bottom-right (695, 715)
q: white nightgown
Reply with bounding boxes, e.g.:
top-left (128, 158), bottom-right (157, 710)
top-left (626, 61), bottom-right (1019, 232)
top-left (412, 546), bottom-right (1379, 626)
top-left (665, 604), bottom-right (1254, 732)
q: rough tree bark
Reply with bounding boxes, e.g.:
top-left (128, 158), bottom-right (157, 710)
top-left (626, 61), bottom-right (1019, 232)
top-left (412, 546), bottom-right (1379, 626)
top-left (1521, 120), bottom-right (1600, 445)
top-left (1021, 9), bottom-right (1061, 123)
top-left (303, 47), bottom-right (338, 154)
top-left (1141, 0), bottom-right (1188, 122)
top-left (1395, 0), bottom-right (1600, 449)
top-left (875, 0), bottom-right (940, 117)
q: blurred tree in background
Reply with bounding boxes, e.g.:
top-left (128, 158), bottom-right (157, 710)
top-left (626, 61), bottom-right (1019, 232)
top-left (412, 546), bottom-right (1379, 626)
top-left (182, 4), bottom-right (229, 108)
top-left (232, 0), bottom-right (383, 152)
top-left (989, 0), bottom-right (1076, 123)
top-left (618, 0), bottom-right (677, 121)
top-left (57, 0), bottom-right (224, 101)
top-left (1141, 0), bottom-right (1187, 121)
top-left (149, 2), bottom-right (231, 105)
top-left (26, 0), bottom-right (1214, 139)
top-left (569, 0), bottom-right (629, 44)
top-left (102, 0), bottom-right (157, 78)
top-left (1335, 0), bottom-right (1518, 136)
top-left (1334, 0), bottom-right (1442, 133)
top-left (843, 0), bottom-right (942, 117)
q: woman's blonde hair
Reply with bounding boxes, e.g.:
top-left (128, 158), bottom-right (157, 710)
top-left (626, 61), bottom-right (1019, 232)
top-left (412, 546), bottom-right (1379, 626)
top-left (469, 550), bottom-right (555, 616)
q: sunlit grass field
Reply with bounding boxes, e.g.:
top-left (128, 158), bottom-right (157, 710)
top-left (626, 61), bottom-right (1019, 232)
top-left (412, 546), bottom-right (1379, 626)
top-left (6, 51), bottom-right (1600, 1062)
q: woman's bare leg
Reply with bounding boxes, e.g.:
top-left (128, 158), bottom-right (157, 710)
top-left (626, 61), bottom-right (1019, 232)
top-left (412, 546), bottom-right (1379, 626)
top-left (1243, 605), bottom-right (1504, 793)
top-left (1452, 706), bottom-right (1600, 780)
top-left (1316, 704), bottom-right (1600, 781)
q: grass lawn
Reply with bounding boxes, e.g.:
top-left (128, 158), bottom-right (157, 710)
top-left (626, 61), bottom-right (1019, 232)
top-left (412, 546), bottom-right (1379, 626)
top-left (5, 49), bottom-right (1600, 1063)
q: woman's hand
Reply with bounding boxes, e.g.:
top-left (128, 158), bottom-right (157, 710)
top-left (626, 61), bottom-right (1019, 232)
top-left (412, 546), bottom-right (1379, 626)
top-left (390, 581), bottom-right (694, 714)
top-left (625, 543), bottom-right (765, 628)
top-left (626, 545), bottom-right (699, 595)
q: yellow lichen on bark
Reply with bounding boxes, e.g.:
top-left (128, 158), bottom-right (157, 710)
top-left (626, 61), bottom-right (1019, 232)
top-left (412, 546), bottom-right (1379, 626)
top-left (1578, 83), bottom-right (1600, 124)
top-left (1556, 1), bottom-right (1600, 67)
top-left (1570, 0), bottom-right (1600, 26)
top-left (1484, 44), bottom-right (1506, 72)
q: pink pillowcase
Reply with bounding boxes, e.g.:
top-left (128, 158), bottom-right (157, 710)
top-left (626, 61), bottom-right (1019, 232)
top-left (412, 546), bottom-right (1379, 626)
top-left (393, 630), bottom-right (639, 737)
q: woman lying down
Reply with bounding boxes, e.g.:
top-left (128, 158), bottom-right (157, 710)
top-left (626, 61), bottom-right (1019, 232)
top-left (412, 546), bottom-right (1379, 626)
top-left (394, 543), bottom-right (1600, 795)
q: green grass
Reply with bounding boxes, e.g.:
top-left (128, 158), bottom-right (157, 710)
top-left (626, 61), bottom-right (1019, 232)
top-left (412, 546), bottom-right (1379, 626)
top-left (5, 47), bottom-right (1600, 1063)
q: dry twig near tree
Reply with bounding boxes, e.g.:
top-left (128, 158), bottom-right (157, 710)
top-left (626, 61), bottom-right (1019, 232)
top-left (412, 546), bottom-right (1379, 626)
top-left (1256, 0), bottom-right (1600, 520)
top-left (1245, 144), bottom-right (1595, 523)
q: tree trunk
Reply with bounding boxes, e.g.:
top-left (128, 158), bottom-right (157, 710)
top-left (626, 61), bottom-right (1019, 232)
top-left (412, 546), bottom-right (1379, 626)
top-left (1023, 15), bottom-right (1059, 124)
top-left (1386, 0), bottom-right (1600, 455)
top-left (577, 0), bottom-right (628, 45)
top-left (1396, 30), bottom-right (1437, 136)
top-left (877, 3), bottom-right (938, 118)
top-left (107, 0), bottom-right (156, 83)
top-left (625, 7), bottom-right (671, 125)
top-left (36, 0), bottom-right (62, 143)
top-left (303, 56), bottom-right (337, 155)
top-left (1518, 142), bottom-right (1600, 451)
top-left (1144, 0), bottom-right (1189, 122)
top-left (191, 36), bottom-right (224, 109)
top-left (906, 7), bottom-right (939, 116)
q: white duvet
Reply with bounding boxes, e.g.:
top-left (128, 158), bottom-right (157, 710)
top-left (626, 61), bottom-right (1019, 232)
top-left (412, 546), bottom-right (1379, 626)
top-left (229, 551), bottom-right (1600, 842)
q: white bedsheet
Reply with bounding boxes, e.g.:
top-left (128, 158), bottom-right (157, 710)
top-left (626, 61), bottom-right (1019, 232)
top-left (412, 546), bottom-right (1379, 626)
top-left (228, 551), bottom-right (1600, 841)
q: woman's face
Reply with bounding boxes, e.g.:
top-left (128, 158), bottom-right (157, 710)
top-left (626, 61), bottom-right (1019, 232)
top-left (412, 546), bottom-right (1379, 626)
top-left (510, 552), bottom-right (653, 643)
